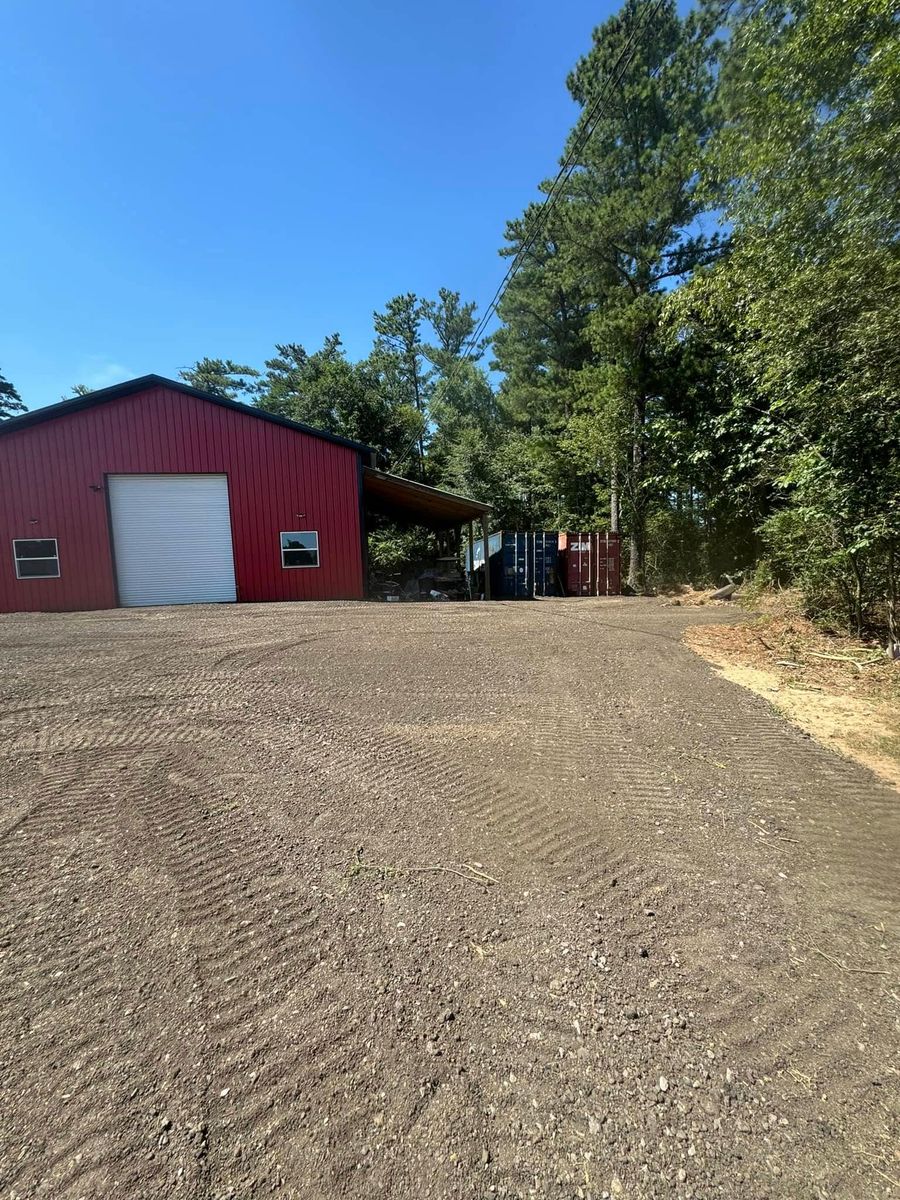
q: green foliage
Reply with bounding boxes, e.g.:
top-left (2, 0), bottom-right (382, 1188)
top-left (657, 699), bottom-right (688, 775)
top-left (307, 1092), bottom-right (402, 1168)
top-left (0, 369), bottom-right (25, 419)
top-left (179, 358), bottom-right (260, 400)
top-left (371, 294), bottom-right (430, 478)
top-left (367, 525), bottom-right (436, 576)
top-left (671, 0), bottom-right (900, 635)
top-left (61, 383), bottom-right (91, 400)
top-left (254, 336), bottom-right (420, 468)
top-left (493, 0), bottom-right (726, 588)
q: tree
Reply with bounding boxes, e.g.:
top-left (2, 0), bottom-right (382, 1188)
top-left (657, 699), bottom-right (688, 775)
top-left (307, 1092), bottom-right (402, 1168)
top-left (255, 335), bottom-right (421, 470)
top-left (0, 369), bottom-right (25, 419)
top-left (413, 289), bottom-right (499, 488)
top-left (673, 0), bottom-right (900, 639)
top-left (179, 358), bottom-right (260, 400)
top-left (372, 294), bottom-right (429, 477)
top-left (493, 209), bottom-right (592, 436)
top-left (61, 383), bottom-right (92, 400)
top-left (422, 288), bottom-right (483, 371)
top-left (490, 1), bottom-right (724, 588)
top-left (559, 0), bottom-right (724, 589)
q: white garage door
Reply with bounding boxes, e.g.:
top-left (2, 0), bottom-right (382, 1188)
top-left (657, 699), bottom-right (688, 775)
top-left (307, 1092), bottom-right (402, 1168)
top-left (108, 474), bottom-right (237, 607)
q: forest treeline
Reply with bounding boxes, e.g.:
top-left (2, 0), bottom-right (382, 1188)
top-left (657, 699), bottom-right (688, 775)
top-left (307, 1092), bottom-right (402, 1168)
top-left (2, 0), bottom-right (897, 641)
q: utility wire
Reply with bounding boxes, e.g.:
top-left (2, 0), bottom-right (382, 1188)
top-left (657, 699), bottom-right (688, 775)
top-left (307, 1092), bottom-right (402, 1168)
top-left (458, 0), bottom-right (740, 365)
top-left (395, 0), bottom-right (740, 476)
top-left (392, 0), bottom-right (666, 476)
top-left (455, 0), bottom-right (668, 366)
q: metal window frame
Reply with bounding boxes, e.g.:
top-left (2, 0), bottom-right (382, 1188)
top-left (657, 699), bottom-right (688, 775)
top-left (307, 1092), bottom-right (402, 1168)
top-left (280, 530), bottom-right (320, 570)
top-left (13, 537), bottom-right (60, 580)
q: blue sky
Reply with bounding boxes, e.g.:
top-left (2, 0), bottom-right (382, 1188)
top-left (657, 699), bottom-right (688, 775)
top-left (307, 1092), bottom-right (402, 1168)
top-left (1, 0), bottom-right (625, 409)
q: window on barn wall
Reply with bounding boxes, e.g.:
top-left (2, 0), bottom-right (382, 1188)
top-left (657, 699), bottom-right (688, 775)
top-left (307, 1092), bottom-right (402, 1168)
top-left (13, 538), bottom-right (60, 579)
top-left (280, 531), bottom-right (319, 569)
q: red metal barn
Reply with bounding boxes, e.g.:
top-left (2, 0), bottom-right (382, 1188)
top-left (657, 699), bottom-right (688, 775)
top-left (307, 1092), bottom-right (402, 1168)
top-left (0, 375), bottom-right (491, 613)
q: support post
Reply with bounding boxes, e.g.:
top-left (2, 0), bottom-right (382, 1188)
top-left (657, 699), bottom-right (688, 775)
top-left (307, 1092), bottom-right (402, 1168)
top-left (468, 520), bottom-right (475, 598)
top-left (481, 513), bottom-right (491, 600)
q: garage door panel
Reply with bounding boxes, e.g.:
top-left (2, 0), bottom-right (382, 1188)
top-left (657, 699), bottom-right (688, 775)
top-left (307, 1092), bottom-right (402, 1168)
top-left (108, 474), bottom-right (237, 606)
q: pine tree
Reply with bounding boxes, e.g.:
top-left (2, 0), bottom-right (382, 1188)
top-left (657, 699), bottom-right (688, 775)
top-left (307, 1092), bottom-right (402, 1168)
top-left (0, 369), bottom-right (26, 419)
top-left (561, 0), bottom-right (723, 588)
top-left (179, 358), bottom-right (260, 400)
top-left (494, 0), bottom-right (723, 587)
top-left (372, 294), bottom-right (429, 477)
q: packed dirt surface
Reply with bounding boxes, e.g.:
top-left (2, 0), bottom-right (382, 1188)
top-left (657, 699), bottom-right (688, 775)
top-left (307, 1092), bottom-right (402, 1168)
top-left (0, 598), bottom-right (898, 1200)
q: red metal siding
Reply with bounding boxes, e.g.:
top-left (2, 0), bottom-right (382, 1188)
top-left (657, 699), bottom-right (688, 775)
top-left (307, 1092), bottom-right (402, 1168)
top-left (0, 386), bottom-right (365, 612)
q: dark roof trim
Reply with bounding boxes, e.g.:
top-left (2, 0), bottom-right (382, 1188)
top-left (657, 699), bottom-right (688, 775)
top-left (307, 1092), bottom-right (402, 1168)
top-left (362, 465), bottom-right (492, 529)
top-left (0, 373), bottom-right (376, 457)
top-left (364, 467), bottom-right (492, 513)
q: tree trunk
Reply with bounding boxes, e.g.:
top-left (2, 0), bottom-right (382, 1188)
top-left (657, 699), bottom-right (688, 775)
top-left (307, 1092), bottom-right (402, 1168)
top-left (610, 467), bottom-right (620, 534)
top-left (628, 530), bottom-right (641, 591)
top-left (849, 551), bottom-right (865, 638)
top-left (887, 540), bottom-right (899, 658)
top-left (626, 395), bottom-right (646, 592)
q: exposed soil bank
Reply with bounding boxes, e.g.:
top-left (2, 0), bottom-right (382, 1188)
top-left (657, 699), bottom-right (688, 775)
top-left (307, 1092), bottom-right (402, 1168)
top-left (685, 608), bottom-right (900, 790)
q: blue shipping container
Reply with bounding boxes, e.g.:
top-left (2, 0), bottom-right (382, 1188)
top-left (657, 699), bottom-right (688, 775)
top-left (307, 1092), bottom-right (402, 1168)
top-left (465, 531), bottom-right (560, 599)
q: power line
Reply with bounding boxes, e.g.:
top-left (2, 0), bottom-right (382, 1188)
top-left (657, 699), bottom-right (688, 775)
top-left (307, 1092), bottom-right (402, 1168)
top-left (393, 0), bottom-right (666, 475)
top-left (459, 0), bottom-right (740, 366)
top-left (455, 0), bottom-right (668, 366)
top-left (394, 0), bottom-right (742, 477)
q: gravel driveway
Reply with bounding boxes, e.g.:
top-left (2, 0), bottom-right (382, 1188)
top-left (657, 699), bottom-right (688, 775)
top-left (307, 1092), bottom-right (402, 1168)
top-left (0, 599), bottom-right (897, 1199)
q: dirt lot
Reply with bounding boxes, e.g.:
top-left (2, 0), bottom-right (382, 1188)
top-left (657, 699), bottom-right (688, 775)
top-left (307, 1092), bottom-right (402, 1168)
top-left (1, 598), bottom-right (897, 1199)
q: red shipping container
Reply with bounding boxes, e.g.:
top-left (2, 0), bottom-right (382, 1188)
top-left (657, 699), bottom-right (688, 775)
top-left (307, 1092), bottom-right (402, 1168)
top-left (559, 532), bottom-right (621, 596)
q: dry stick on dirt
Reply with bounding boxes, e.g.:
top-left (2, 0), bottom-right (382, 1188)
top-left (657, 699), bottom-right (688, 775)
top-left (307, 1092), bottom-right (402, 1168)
top-left (853, 1149), bottom-right (900, 1192)
top-left (788, 1067), bottom-right (813, 1093)
top-left (806, 650), bottom-right (883, 671)
top-left (349, 850), bottom-right (498, 887)
top-left (810, 946), bottom-right (890, 977)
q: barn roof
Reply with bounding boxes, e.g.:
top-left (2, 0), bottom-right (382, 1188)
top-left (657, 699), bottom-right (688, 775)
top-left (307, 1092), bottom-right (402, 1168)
top-left (0, 374), bottom-right (377, 456)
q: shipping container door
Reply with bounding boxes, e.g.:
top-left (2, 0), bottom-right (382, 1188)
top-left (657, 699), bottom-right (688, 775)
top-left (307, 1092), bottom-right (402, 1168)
top-left (530, 532), bottom-right (559, 596)
top-left (503, 532), bottom-right (529, 598)
top-left (595, 532), bottom-right (621, 596)
top-left (108, 474), bottom-right (237, 606)
top-left (567, 534), bottom-right (593, 596)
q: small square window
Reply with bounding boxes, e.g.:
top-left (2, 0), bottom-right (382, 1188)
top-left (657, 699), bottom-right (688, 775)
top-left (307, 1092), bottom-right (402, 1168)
top-left (13, 538), bottom-right (60, 579)
top-left (280, 531), bottom-right (319, 569)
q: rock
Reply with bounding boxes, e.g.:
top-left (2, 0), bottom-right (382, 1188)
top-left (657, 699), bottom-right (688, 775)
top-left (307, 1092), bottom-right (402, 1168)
top-left (659, 1076), bottom-right (669, 1093)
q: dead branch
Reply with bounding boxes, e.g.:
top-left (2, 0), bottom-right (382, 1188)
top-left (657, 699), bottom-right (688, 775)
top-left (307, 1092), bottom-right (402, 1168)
top-left (349, 851), bottom-right (498, 887)
top-left (810, 946), bottom-right (889, 976)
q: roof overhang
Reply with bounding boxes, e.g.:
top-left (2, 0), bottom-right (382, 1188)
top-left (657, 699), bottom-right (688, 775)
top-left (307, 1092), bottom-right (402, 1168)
top-left (362, 466), bottom-right (491, 529)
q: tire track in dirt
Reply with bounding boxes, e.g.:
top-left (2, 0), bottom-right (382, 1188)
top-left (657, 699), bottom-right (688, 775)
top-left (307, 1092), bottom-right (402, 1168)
top-left (0, 717), bottom-right (229, 756)
top-left (552, 648), bottom-right (898, 1177)
top-left (0, 750), bottom-right (204, 1199)
top-left (2, 600), bottom-right (897, 1198)
top-left (128, 743), bottom-right (446, 1198)
top-left (257, 688), bottom-right (800, 1195)
top-left (268, 653), bottom-right (896, 1193)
